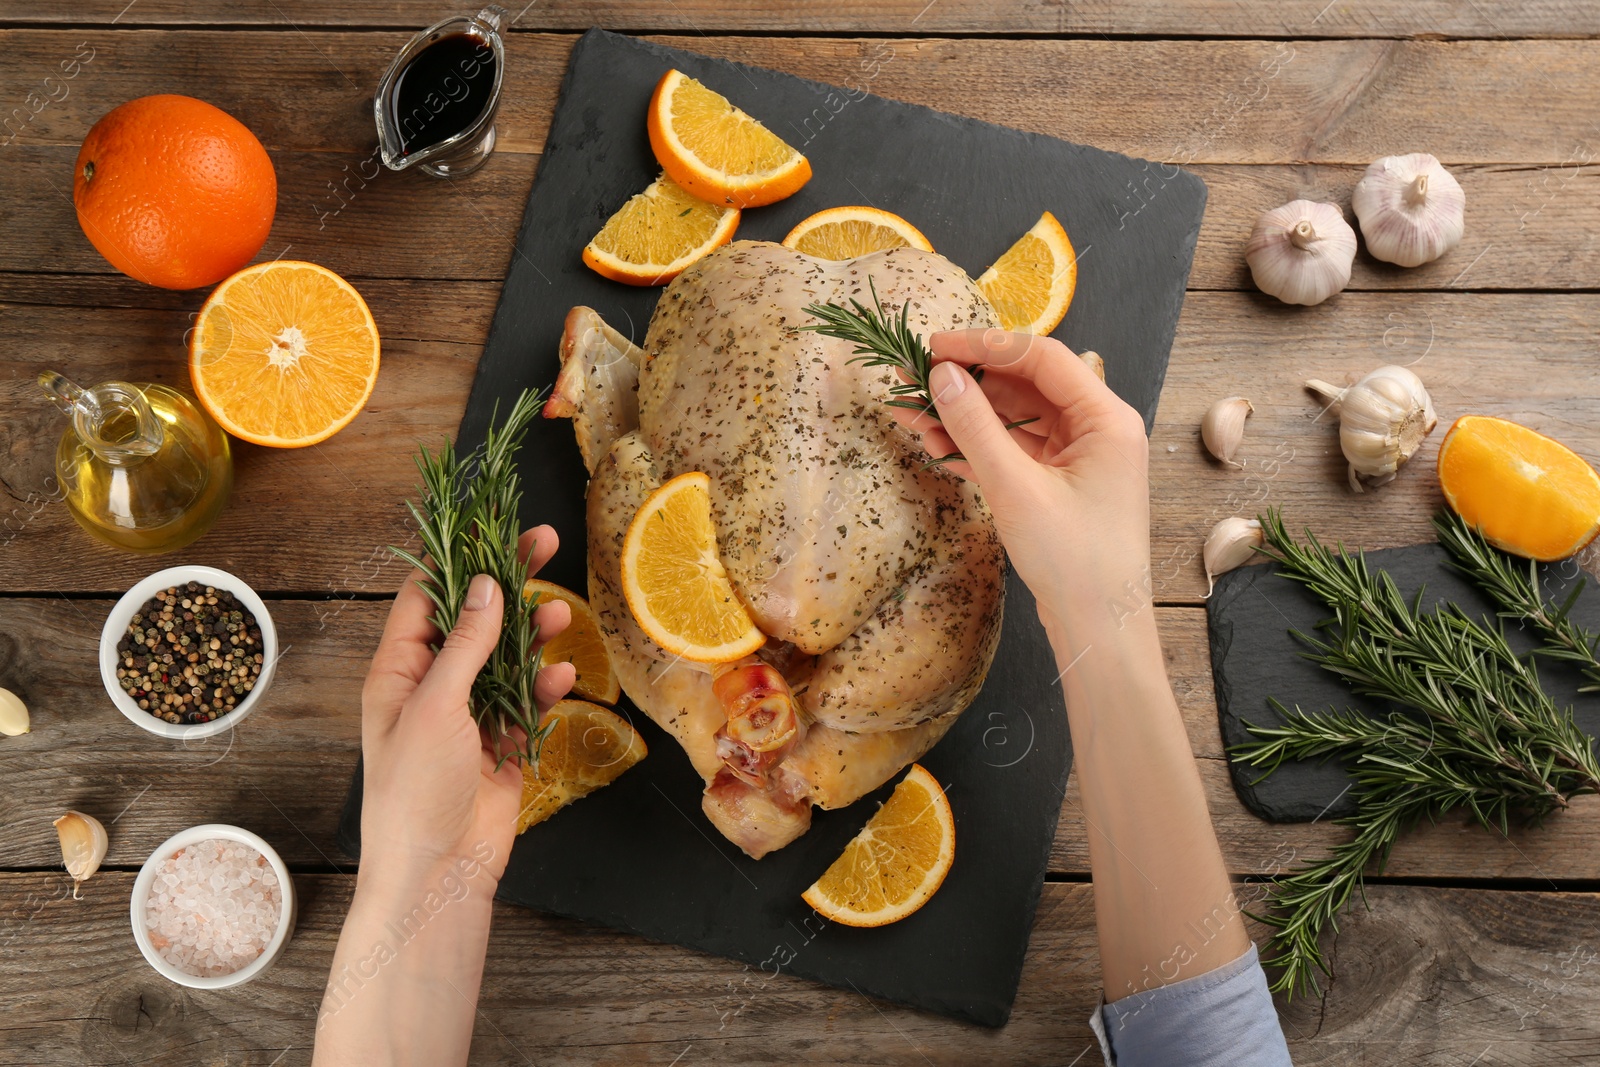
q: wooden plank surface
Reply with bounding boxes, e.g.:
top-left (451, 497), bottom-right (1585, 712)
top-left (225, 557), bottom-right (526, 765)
top-left (4, 0), bottom-right (1600, 39)
top-left (6, 151), bottom-right (1599, 290)
top-left (7, 289), bottom-right (1600, 602)
top-left (3, 10), bottom-right (1599, 1063)
top-left (7, 598), bottom-right (1598, 884)
top-left (5, 31), bottom-right (1600, 165)
top-left (2, 871), bottom-right (1596, 1065)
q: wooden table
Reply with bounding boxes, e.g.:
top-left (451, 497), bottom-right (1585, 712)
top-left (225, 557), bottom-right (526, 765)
top-left (4, 3), bottom-right (1600, 1063)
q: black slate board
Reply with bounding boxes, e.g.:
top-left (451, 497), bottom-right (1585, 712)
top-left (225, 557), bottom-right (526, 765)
top-left (1210, 544), bottom-right (1600, 823)
top-left (340, 28), bottom-right (1208, 1026)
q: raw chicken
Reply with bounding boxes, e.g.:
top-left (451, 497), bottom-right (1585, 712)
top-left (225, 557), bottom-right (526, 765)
top-left (549, 241), bottom-right (1006, 858)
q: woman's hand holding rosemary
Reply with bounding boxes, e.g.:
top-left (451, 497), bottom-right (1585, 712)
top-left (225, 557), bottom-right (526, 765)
top-left (390, 387), bottom-right (561, 765)
top-left (801, 279), bottom-right (1036, 466)
top-left (1234, 508), bottom-right (1600, 997)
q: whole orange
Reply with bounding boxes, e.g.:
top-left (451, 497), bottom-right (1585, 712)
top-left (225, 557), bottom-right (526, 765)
top-left (73, 95), bottom-right (277, 290)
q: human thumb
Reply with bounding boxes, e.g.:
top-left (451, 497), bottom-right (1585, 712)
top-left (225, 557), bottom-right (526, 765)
top-left (413, 573), bottom-right (503, 716)
top-left (928, 360), bottom-right (1032, 494)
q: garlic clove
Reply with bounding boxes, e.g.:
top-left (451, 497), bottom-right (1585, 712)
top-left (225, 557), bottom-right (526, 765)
top-left (1078, 350), bottom-right (1106, 383)
top-left (1305, 365), bottom-right (1437, 492)
top-left (1204, 517), bottom-right (1265, 595)
top-left (54, 810), bottom-right (108, 900)
top-left (1201, 396), bottom-right (1254, 467)
top-left (1352, 153), bottom-right (1465, 268)
top-left (0, 687), bottom-right (28, 736)
top-left (1245, 200), bottom-right (1357, 306)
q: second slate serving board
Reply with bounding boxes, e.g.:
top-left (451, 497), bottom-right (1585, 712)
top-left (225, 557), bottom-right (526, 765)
top-left (340, 29), bottom-right (1207, 1026)
top-left (1210, 543), bottom-right (1600, 823)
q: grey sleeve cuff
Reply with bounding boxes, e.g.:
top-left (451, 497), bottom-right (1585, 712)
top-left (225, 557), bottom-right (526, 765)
top-left (1088, 943), bottom-right (1294, 1067)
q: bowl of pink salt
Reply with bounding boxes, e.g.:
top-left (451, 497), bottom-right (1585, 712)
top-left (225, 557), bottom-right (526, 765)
top-left (130, 823), bottom-right (296, 989)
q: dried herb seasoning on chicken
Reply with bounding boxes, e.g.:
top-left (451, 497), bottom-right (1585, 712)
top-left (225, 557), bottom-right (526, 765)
top-left (546, 242), bottom-right (1007, 858)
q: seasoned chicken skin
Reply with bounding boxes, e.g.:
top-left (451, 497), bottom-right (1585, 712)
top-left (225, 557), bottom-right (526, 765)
top-left (549, 241), bottom-right (1005, 857)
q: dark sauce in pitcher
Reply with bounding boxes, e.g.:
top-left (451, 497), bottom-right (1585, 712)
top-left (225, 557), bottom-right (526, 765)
top-left (391, 32), bottom-right (497, 154)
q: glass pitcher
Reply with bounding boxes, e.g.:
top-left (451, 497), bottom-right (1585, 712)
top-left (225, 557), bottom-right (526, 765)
top-left (40, 371), bottom-right (232, 554)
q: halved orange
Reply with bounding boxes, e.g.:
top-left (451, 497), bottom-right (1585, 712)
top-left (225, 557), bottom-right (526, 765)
top-left (620, 471), bottom-right (766, 663)
top-left (583, 173), bottom-right (740, 286)
top-left (781, 206), bottom-right (934, 260)
top-left (976, 211), bottom-right (1078, 335)
top-left (523, 578), bottom-right (620, 705)
top-left (517, 700), bottom-right (647, 833)
top-left (189, 261), bottom-right (380, 447)
top-left (1439, 414), bottom-right (1600, 561)
top-left (801, 763), bottom-right (955, 927)
top-left (647, 69), bottom-right (811, 209)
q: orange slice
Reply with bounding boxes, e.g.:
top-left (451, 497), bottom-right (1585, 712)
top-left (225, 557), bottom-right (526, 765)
top-left (620, 471), bottom-right (765, 664)
top-left (1439, 414), bottom-right (1600, 561)
top-left (976, 211), bottom-right (1078, 335)
top-left (522, 578), bottom-right (620, 705)
top-left (189, 261), bottom-right (380, 447)
top-left (801, 763), bottom-right (955, 927)
top-left (582, 173), bottom-right (740, 287)
top-left (781, 206), bottom-right (935, 260)
top-left (647, 69), bottom-right (811, 209)
top-left (516, 700), bottom-right (646, 833)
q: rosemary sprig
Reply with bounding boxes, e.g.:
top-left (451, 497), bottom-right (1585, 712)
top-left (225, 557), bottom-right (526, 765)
top-left (800, 279), bottom-right (1036, 467)
top-left (390, 387), bottom-right (551, 767)
top-left (1231, 508), bottom-right (1600, 997)
top-left (801, 278), bottom-right (955, 417)
top-left (1434, 508), bottom-right (1600, 690)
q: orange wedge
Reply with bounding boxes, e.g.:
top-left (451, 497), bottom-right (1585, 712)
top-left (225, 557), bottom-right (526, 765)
top-left (976, 211), bottom-right (1077, 335)
top-left (189, 261), bottom-right (380, 447)
top-left (647, 69), bottom-right (811, 209)
top-left (781, 206), bottom-right (935, 260)
top-left (582, 173), bottom-right (740, 287)
top-left (801, 763), bottom-right (955, 927)
top-left (1439, 414), bottom-right (1600, 561)
top-left (620, 471), bottom-right (766, 663)
top-left (516, 700), bottom-right (647, 833)
top-left (523, 579), bottom-right (621, 705)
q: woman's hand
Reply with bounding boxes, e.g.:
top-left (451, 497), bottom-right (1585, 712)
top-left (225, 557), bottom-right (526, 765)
top-left (897, 328), bottom-right (1153, 638)
top-left (358, 525), bottom-right (578, 889)
top-left (901, 330), bottom-right (1252, 1000)
top-left (316, 527), bottom-right (577, 1065)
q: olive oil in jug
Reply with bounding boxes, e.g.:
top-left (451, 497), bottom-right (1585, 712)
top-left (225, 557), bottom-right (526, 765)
top-left (40, 371), bottom-right (232, 553)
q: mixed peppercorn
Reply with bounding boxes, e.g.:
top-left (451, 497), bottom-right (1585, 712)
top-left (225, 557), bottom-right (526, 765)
top-left (115, 583), bottom-right (264, 725)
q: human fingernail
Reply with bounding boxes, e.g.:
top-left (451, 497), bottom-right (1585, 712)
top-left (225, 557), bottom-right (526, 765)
top-left (466, 574), bottom-right (496, 611)
top-left (932, 360), bottom-right (966, 400)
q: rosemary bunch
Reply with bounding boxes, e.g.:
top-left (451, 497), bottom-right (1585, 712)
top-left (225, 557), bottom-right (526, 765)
top-left (391, 387), bottom-right (550, 766)
top-left (1232, 509), bottom-right (1600, 996)
top-left (1434, 509), bottom-right (1600, 691)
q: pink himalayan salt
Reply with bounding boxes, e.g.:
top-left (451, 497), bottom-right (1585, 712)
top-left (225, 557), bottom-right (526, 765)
top-left (144, 838), bottom-right (283, 978)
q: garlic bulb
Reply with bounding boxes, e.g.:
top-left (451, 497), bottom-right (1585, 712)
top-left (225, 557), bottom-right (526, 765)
top-left (1245, 200), bottom-right (1357, 306)
top-left (54, 810), bottom-right (108, 899)
top-left (0, 687), bottom-right (28, 736)
top-left (1204, 517), bottom-right (1264, 594)
top-left (1305, 365), bottom-right (1438, 492)
top-left (1352, 154), bottom-right (1465, 267)
top-left (1201, 397), bottom-right (1253, 467)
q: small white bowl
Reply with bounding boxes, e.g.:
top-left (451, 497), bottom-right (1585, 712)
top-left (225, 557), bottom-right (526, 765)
top-left (100, 565), bottom-right (278, 739)
top-left (130, 823), bottom-right (297, 989)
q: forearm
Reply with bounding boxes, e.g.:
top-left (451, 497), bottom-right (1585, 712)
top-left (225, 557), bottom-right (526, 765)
top-left (1041, 594), bottom-right (1248, 1001)
top-left (314, 848), bottom-right (500, 1066)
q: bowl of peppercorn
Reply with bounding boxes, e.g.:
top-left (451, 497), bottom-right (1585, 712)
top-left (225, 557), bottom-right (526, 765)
top-left (100, 566), bottom-right (278, 739)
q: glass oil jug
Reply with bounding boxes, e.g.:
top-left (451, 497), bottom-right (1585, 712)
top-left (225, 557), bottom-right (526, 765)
top-left (40, 371), bottom-right (232, 553)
